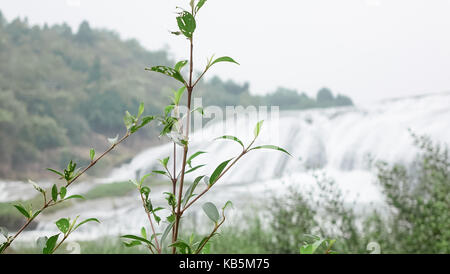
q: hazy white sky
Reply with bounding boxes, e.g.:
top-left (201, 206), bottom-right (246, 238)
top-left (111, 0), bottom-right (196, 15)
top-left (1, 0), bottom-right (450, 104)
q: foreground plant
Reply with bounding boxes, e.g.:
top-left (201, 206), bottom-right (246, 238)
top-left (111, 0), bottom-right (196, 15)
top-left (0, 103), bottom-right (153, 254)
top-left (121, 0), bottom-right (290, 254)
top-left (0, 0), bottom-right (289, 254)
top-left (299, 235), bottom-right (337, 254)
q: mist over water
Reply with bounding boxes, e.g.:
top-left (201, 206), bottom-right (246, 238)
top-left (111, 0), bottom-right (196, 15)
top-left (2, 92), bottom-right (449, 241)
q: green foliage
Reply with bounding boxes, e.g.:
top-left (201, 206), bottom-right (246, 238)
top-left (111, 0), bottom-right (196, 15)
top-left (0, 12), bottom-right (352, 178)
top-left (366, 133), bottom-right (450, 253)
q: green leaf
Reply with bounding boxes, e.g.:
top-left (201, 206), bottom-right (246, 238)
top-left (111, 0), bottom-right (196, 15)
top-left (161, 222), bottom-right (174, 244)
top-left (13, 204), bottom-right (30, 219)
top-left (56, 218), bottom-right (70, 234)
top-left (250, 145), bottom-right (291, 156)
top-left (210, 56), bottom-right (239, 68)
top-left (137, 102), bottom-right (145, 119)
top-left (131, 115), bottom-right (155, 133)
top-left (47, 168), bottom-right (63, 178)
top-left (64, 195), bottom-right (85, 200)
top-left (254, 120), bottom-right (264, 138)
top-left (174, 60), bottom-right (188, 72)
top-left (60, 186), bottom-right (67, 199)
top-left (173, 86), bottom-right (186, 106)
top-left (159, 157), bottom-right (170, 168)
top-left (140, 227), bottom-right (147, 239)
top-left (89, 148), bottom-right (95, 162)
top-left (214, 135), bottom-right (244, 149)
top-left (185, 164), bottom-right (206, 175)
top-left (121, 235), bottom-right (154, 247)
top-left (182, 175), bottom-right (205, 207)
top-left (186, 151), bottom-right (207, 168)
top-left (28, 179), bottom-right (45, 194)
top-left (43, 234), bottom-right (59, 254)
top-left (169, 241), bottom-right (192, 254)
top-left (192, 106), bottom-right (204, 116)
top-left (32, 210), bottom-right (42, 219)
top-left (222, 200), bottom-right (233, 211)
top-left (166, 214), bottom-right (176, 223)
top-left (146, 66), bottom-right (186, 85)
top-left (124, 111), bottom-right (135, 130)
top-left (74, 218), bottom-right (100, 231)
top-left (51, 184), bottom-right (58, 202)
top-left (202, 202), bottom-right (220, 223)
top-left (141, 186), bottom-right (151, 200)
top-left (209, 159), bottom-right (233, 185)
top-left (124, 240), bottom-right (142, 248)
top-left (139, 173), bottom-right (152, 186)
top-left (176, 11), bottom-right (196, 38)
top-left (195, 0), bottom-right (207, 13)
top-left (152, 170), bottom-right (167, 175)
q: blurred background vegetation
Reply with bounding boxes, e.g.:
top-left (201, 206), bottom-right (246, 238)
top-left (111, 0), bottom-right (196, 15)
top-left (10, 133), bottom-right (450, 254)
top-left (0, 11), bottom-right (353, 179)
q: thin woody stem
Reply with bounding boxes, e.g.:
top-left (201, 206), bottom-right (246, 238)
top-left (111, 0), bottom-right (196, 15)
top-left (0, 132), bottom-right (131, 254)
top-left (172, 36), bottom-right (194, 253)
top-left (140, 192), bottom-right (161, 253)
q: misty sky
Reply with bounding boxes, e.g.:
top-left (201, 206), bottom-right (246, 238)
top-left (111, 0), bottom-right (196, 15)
top-left (1, 0), bottom-right (450, 105)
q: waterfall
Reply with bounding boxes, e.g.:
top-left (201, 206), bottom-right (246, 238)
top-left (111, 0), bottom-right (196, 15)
top-left (2, 91), bottom-right (449, 241)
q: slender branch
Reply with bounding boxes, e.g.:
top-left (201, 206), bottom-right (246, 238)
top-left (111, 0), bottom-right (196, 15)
top-left (172, 36), bottom-right (194, 253)
top-left (52, 233), bottom-right (69, 254)
top-left (181, 139), bottom-right (255, 214)
top-left (0, 132), bottom-right (131, 254)
top-left (195, 211), bottom-right (227, 254)
top-left (140, 192), bottom-right (161, 253)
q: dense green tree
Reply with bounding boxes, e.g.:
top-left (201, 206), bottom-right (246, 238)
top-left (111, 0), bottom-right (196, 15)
top-left (0, 11), bottom-right (353, 179)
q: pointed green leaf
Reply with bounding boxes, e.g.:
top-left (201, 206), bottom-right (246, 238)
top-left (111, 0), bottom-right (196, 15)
top-left (202, 202), bottom-right (220, 223)
top-left (51, 184), bottom-right (58, 202)
top-left (186, 151), bottom-right (207, 168)
top-left (43, 234), bottom-right (59, 254)
top-left (254, 120), bottom-right (264, 138)
top-left (28, 179), bottom-right (45, 194)
top-left (210, 56), bottom-right (239, 67)
top-left (195, 0), bottom-right (207, 13)
top-left (64, 195), bottom-right (85, 200)
top-left (250, 145), bottom-right (291, 156)
top-left (209, 159), bottom-right (233, 185)
top-left (89, 148), bottom-right (95, 162)
top-left (121, 235), bottom-right (154, 247)
top-left (182, 175), bottom-right (205, 207)
top-left (146, 66), bottom-right (186, 84)
top-left (47, 168), bottom-right (63, 177)
top-left (137, 102), bottom-right (145, 119)
top-left (14, 204), bottom-right (30, 219)
top-left (124, 111), bottom-right (135, 130)
top-left (60, 186), bottom-right (67, 199)
top-left (140, 227), bottom-right (147, 239)
top-left (174, 60), bottom-right (188, 72)
top-left (74, 218), bottom-right (100, 231)
top-left (214, 135), bottom-right (244, 149)
top-left (161, 222), bottom-right (174, 244)
top-left (185, 164), bottom-right (206, 175)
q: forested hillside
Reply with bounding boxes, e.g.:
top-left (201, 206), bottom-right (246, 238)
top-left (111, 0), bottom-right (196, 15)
top-left (0, 11), bottom-right (353, 179)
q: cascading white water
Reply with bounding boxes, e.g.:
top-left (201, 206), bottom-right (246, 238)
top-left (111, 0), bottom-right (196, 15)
top-left (2, 92), bottom-right (449, 243)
